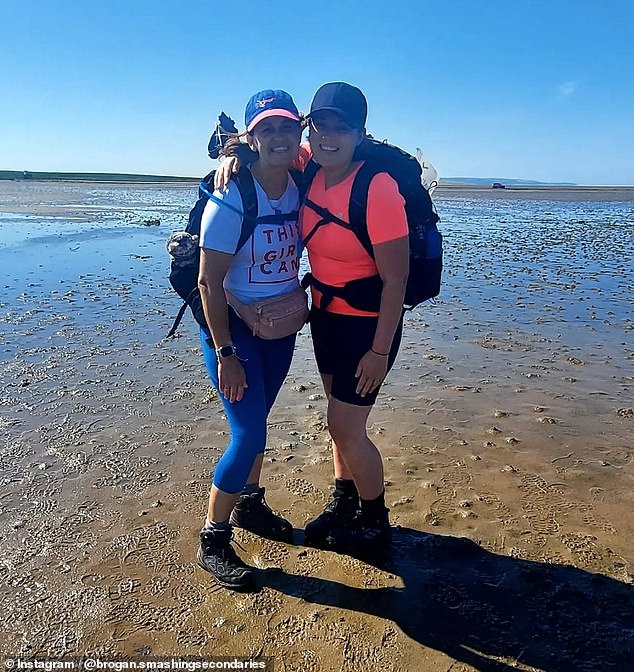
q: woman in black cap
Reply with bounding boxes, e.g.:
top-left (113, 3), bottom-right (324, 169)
top-left (300, 83), bottom-right (409, 555)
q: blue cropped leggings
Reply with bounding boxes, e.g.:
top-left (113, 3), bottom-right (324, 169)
top-left (200, 311), bottom-right (296, 494)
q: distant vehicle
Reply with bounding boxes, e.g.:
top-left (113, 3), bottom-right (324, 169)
top-left (491, 182), bottom-right (505, 189)
top-left (23, 171), bottom-right (33, 179)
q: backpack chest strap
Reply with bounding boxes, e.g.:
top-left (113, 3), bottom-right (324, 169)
top-left (303, 197), bottom-right (353, 246)
top-left (302, 164), bottom-right (380, 261)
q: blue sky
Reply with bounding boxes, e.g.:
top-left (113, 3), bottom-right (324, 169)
top-left (1, 1), bottom-right (633, 185)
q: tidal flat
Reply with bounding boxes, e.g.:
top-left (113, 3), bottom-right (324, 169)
top-left (1, 180), bottom-right (633, 671)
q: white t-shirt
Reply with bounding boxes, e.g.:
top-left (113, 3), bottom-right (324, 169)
top-left (199, 170), bottom-right (301, 304)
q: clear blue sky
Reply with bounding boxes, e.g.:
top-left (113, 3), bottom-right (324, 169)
top-left (2, 0), bottom-right (633, 185)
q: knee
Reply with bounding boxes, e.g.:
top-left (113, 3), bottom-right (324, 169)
top-left (222, 415), bottom-right (267, 465)
top-left (327, 412), bottom-right (366, 452)
top-left (228, 423), bottom-right (267, 456)
top-left (224, 402), bottom-right (267, 446)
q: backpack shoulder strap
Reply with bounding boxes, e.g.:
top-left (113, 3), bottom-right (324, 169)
top-left (197, 167), bottom-right (259, 254)
top-left (348, 161), bottom-right (383, 260)
top-left (199, 170), bottom-right (216, 196)
top-left (289, 168), bottom-right (303, 193)
top-left (231, 167), bottom-right (259, 253)
top-left (288, 168), bottom-right (308, 212)
top-left (302, 160), bottom-right (320, 198)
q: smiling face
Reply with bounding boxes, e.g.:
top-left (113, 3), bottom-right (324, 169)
top-left (247, 116), bottom-right (302, 168)
top-left (308, 111), bottom-right (365, 170)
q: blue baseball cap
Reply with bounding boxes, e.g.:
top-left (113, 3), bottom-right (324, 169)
top-left (244, 89), bottom-right (301, 132)
top-left (307, 82), bottom-right (367, 129)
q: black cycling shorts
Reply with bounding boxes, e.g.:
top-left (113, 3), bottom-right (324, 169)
top-left (309, 307), bottom-right (403, 407)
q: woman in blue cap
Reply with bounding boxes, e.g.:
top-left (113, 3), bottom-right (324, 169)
top-left (196, 89), bottom-right (305, 591)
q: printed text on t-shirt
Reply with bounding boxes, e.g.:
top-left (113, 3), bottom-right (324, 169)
top-left (248, 222), bottom-right (300, 284)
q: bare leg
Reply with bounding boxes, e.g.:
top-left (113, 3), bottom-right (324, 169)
top-left (205, 449), bottom-right (266, 525)
top-left (326, 397), bottom-right (383, 500)
top-left (207, 486), bottom-right (240, 524)
top-left (245, 453), bottom-right (264, 486)
top-left (320, 374), bottom-right (354, 481)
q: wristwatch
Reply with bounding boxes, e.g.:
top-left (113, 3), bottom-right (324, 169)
top-left (215, 344), bottom-right (237, 359)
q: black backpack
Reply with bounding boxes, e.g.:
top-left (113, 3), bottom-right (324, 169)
top-left (301, 138), bottom-right (442, 312)
top-left (166, 167), bottom-right (301, 337)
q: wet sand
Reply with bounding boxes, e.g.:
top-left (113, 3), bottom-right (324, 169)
top-left (1, 181), bottom-right (633, 671)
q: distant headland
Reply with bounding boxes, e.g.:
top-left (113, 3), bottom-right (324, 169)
top-left (442, 177), bottom-right (576, 187)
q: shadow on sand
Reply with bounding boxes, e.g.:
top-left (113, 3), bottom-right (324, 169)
top-left (258, 528), bottom-right (633, 672)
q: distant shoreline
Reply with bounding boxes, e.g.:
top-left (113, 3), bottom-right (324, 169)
top-left (2, 169), bottom-right (632, 189)
top-left (0, 170), bottom-right (196, 183)
top-left (2, 172), bottom-right (634, 202)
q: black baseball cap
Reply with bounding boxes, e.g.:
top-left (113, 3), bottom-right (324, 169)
top-left (307, 82), bottom-right (367, 129)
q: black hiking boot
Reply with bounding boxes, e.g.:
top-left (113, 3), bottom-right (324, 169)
top-left (304, 488), bottom-right (359, 548)
top-left (229, 487), bottom-right (293, 542)
top-left (196, 525), bottom-right (255, 591)
top-left (329, 507), bottom-right (392, 557)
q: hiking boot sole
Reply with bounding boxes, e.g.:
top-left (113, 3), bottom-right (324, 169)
top-left (196, 547), bottom-right (256, 592)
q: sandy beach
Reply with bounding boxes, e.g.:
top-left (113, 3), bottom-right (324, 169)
top-left (1, 180), bottom-right (633, 671)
